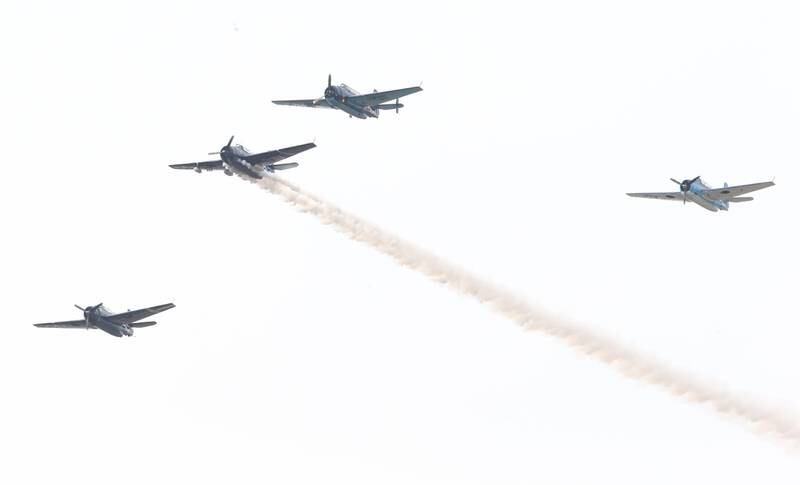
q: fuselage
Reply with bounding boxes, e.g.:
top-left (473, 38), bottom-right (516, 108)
top-left (87, 305), bottom-right (133, 337)
top-left (685, 179), bottom-right (729, 212)
top-left (324, 84), bottom-right (378, 119)
top-left (219, 144), bottom-right (265, 179)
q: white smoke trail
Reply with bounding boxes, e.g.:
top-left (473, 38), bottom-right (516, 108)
top-left (257, 175), bottom-right (800, 448)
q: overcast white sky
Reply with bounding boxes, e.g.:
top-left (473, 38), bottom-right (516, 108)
top-left (1, 1), bottom-right (800, 483)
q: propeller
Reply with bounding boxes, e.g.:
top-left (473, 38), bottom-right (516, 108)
top-left (671, 176), bottom-right (701, 204)
top-left (324, 75), bottom-right (337, 99)
top-left (208, 136), bottom-right (235, 156)
top-left (77, 303), bottom-right (101, 329)
top-left (324, 74), bottom-right (346, 101)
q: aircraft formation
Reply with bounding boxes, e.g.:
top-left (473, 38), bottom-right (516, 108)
top-left (33, 73), bottom-right (776, 336)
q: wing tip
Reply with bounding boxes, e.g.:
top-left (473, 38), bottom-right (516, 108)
top-left (293, 142), bottom-right (317, 151)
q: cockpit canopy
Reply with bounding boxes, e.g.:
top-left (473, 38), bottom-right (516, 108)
top-left (94, 304), bottom-right (114, 315)
top-left (231, 144), bottom-right (250, 155)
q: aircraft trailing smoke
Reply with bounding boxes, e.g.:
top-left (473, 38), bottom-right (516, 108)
top-left (257, 176), bottom-right (800, 449)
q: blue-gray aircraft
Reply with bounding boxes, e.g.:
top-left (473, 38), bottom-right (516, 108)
top-left (272, 74), bottom-right (422, 119)
top-left (170, 136), bottom-right (316, 180)
top-left (627, 177), bottom-right (775, 212)
top-left (34, 303), bottom-right (176, 337)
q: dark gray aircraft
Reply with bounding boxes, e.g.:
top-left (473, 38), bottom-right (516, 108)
top-left (34, 303), bottom-right (176, 337)
top-left (627, 177), bottom-right (775, 212)
top-left (170, 136), bottom-right (316, 180)
top-left (272, 74), bottom-right (422, 119)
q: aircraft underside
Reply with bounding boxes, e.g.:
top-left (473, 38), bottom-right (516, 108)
top-left (224, 160), bottom-right (264, 179)
top-left (94, 319), bottom-right (134, 337)
top-left (689, 193), bottom-right (727, 212)
top-left (327, 98), bottom-right (371, 118)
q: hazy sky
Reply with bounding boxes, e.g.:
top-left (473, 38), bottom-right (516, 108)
top-left (1, 1), bottom-right (799, 483)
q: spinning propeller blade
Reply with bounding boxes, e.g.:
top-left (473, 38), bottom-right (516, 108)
top-left (210, 136), bottom-right (235, 155)
top-left (672, 176), bottom-right (701, 205)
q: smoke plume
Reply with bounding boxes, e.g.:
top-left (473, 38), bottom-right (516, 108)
top-left (257, 175), bottom-right (800, 448)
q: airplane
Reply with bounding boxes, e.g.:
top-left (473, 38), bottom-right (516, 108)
top-left (34, 302), bottom-right (176, 338)
top-left (627, 176), bottom-right (775, 212)
top-left (272, 74), bottom-right (423, 119)
top-left (170, 136), bottom-right (316, 180)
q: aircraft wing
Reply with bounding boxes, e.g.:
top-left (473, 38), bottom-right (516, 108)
top-left (34, 320), bottom-right (89, 329)
top-left (272, 98), bottom-right (332, 109)
top-left (244, 142), bottom-right (316, 166)
top-left (103, 303), bottom-right (176, 325)
top-left (347, 86), bottom-right (422, 108)
top-left (169, 160), bottom-right (224, 172)
top-left (701, 181), bottom-right (775, 200)
top-left (626, 191), bottom-right (684, 201)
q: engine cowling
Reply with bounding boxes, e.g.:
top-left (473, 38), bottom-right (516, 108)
top-left (324, 85), bottom-right (340, 100)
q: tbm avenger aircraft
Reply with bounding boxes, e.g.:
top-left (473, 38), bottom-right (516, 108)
top-left (272, 74), bottom-right (422, 119)
top-left (627, 176), bottom-right (775, 212)
top-left (33, 303), bottom-right (176, 338)
top-left (170, 136), bottom-right (316, 179)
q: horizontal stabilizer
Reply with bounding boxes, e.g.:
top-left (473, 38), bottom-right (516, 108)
top-left (130, 321), bottom-right (157, 328)
top-left (375, 103), bottom-right (404, 110)
top-left (729, 197), bottom-right (754, 202)
top-left (270, 162), bottom-right (299, 171)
